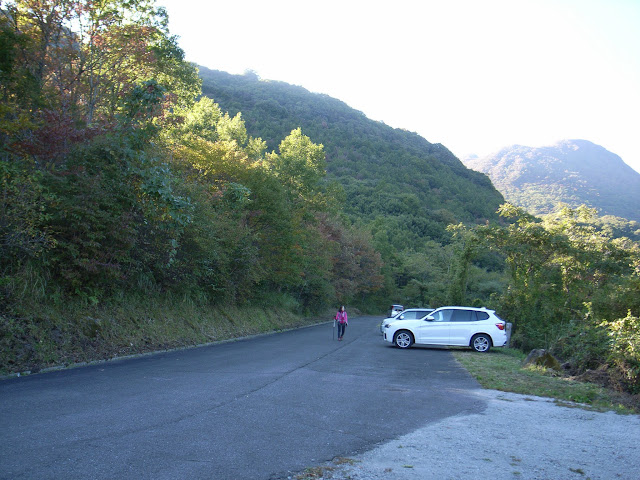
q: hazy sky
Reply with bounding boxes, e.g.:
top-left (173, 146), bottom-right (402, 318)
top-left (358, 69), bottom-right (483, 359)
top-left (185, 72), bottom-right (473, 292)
top-left (160, 0), bottom-right (640, 174)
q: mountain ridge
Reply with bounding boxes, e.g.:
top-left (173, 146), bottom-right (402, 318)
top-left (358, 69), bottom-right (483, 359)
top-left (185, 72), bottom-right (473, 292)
top-left (463, 139), bottom-right (640, 222)
top-left (198, 66), bottom-right (505, 246)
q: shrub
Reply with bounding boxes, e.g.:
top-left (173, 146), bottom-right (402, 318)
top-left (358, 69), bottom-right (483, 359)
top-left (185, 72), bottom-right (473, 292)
top-left (549, 320), bottom-right (611, 373)
top-left (601, 313), bottom-right (640, 394)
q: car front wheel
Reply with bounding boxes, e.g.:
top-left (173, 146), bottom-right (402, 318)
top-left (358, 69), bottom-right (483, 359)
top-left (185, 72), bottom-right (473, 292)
top-left (394, 331), bottom-right (414, 349)
top-left (471, 334), bottom-right (491, 352)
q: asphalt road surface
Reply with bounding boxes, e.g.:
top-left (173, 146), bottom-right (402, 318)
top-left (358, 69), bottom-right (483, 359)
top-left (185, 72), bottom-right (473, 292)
top-left (0, 315), bottom-right (486, 479)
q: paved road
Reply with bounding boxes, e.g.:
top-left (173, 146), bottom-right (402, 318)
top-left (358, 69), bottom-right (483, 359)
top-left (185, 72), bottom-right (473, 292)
top-left (0, 316), bottom-right (486, 479)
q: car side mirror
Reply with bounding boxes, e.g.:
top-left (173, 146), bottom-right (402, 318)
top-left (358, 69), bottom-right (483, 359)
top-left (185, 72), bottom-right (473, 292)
top-left (398, 315), bottom-right (405, 319)
top-left (425, 316), bottom-right (434, 321)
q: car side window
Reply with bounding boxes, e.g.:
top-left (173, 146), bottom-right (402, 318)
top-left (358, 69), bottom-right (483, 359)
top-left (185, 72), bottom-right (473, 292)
top-left (451, 310), bottom-right (473, 322)
top-left (432, 309), bottom-right (453, 322)
top-left (477, 311), bottom-right (489, 321)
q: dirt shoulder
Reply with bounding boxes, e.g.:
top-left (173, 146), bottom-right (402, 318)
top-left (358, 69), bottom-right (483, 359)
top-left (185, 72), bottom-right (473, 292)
top-left (320, 389), bottom-right (640, 480)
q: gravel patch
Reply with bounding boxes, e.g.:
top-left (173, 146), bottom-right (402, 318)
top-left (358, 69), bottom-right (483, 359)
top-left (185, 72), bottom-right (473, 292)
top-left (323, 389), bottom-right (640, 480)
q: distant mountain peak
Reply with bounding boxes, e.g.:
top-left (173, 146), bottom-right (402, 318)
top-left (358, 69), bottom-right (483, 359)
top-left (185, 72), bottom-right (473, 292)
top-left (462, 140), bottom-right (640, 222)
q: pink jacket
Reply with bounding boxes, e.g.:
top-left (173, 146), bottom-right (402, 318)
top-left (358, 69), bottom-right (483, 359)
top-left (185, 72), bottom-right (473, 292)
top-left (335, 310), bottom-right (348, 324)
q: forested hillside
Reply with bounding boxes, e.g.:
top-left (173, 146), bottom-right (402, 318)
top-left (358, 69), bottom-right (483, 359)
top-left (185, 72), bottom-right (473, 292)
top-left (198, 68), bottom-right (509, 308)
top-left (463, 140), bottom-right (640, 223)
top-left (1, 0), bottom-right (384, 371)
top-left (199, 68), bottom-right (505, 245)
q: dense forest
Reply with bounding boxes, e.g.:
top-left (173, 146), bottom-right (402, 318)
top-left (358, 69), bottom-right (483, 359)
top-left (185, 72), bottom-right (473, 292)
top-left (200, 68), bottom-right (504, 233)
top-left (198, 67), bottom-right (507, 307)
top-left (1, 0), bottom-right (383, 370)
top-left (1, 1), bottom-right (638, 395)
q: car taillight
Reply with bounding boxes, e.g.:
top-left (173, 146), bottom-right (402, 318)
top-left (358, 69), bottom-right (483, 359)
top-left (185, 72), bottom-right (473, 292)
top-left (496, 323), bottom-right (505, 330)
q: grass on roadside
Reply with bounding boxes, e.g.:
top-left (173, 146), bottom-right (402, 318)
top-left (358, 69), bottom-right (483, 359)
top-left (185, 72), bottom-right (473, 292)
top-left (453, 348), bottom-right (639, 414)
top-left (1, 295), bottom-right (324, 375)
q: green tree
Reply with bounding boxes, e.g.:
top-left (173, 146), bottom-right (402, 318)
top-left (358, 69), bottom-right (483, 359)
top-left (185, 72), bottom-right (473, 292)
top-left (477, 203), bottom-right (639, 352)
top-left (446, 223), bottom-right (481, 305)
top-left (477, 204), bottom-right (570, 347)
top-left (1, 0), bottom-right (199, 148)
top-left (0, 0), bottom-right (201, 302)
top-left (264, 128), bottom-right (326, 202)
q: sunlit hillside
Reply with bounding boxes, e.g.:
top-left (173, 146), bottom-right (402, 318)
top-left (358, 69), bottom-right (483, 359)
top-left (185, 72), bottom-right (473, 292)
top-left (199, 67), bottom-right (505, 247)
top-left (463, 139), bottom-right (640, 223)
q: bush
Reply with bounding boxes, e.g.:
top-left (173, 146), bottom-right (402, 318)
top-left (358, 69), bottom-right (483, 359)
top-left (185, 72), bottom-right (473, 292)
top-left (0, 294), bottom-right (312, 374)
top-left (601, 313), bottom-right (640, 394)
top-left (549, 320), bottom-right (611, 373)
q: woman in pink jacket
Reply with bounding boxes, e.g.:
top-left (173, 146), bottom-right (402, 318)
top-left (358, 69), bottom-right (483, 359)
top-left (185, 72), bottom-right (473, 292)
top-left (335, 305), bottom-right (348, 340)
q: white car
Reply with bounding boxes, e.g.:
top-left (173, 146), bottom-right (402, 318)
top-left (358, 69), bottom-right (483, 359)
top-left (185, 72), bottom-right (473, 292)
top-left (389, 304), bottom-right (404, 317)
top-left (383, 306), bottom-right (508, 352)
top-left (380, 308), bottom-right (435, 334)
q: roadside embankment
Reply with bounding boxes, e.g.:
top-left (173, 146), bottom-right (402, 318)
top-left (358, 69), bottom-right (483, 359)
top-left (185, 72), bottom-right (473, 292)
top-left (1, 299), bottom-right (329, 377)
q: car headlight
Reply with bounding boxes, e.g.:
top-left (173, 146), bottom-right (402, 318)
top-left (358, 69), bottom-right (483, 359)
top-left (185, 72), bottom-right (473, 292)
top-left (384, 324), bottom-right (392, 328)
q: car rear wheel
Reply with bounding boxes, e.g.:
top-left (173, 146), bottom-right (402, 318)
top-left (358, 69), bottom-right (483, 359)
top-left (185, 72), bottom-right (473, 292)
top-left (394, 331), bottom-right (414, 349)
top-left (471, 334), bottom-right (491, 352)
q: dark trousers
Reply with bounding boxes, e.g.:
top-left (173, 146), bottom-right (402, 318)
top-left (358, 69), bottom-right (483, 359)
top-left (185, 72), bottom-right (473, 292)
top-left (337, 322), bottom-right (346, 338)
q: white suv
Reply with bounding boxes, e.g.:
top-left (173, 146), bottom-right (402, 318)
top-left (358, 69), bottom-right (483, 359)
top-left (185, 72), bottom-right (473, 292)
top-left (383, 306), bottom-right (508, 352)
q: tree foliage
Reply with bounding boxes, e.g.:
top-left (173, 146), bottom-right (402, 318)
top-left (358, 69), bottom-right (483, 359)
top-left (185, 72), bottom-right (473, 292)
top-left (0, 3), bottom-right (382, 313)
top-left (476, 203), bottom-right (640, 391)
top-left (197, 67), bottom-right (506, 308)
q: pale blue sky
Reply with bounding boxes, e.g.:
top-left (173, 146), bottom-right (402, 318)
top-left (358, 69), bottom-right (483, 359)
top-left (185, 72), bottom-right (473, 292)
top-left (160, 0), bottom-right (640, 174)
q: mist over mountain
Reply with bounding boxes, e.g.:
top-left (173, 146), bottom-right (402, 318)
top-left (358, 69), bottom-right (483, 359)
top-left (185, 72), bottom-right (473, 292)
top-left (463, 140), bottom-right (640, 222)
top-left (198, 67), bottom-right (504, 245)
